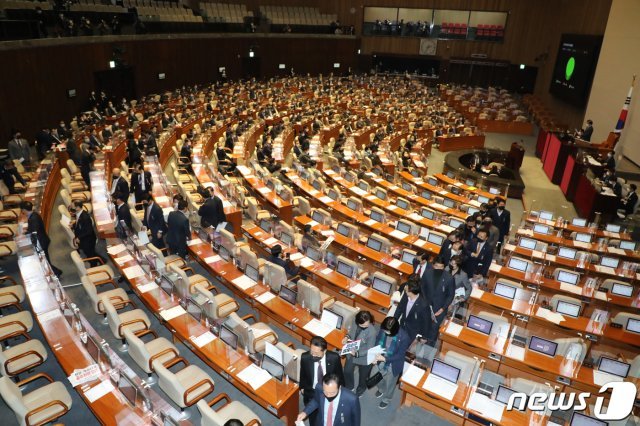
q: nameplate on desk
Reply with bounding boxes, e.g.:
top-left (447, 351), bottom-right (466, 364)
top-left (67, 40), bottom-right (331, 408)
top-left (263, 237), bottom-right (279, 246)
top-left (123, 265), bottom-right (145, 280)
top-left (205, 255), bottom-right (221, 264)
top-left (349, 283), bottom-right (367, 295)
top-left (68, 364), bottom-right (101, 387)
top-left (446, 322), bottom-right (463, 337)
top-left (422, 374), bottom-right (458, 400)
top-left (232, 275), bottom-right (257, 290)
top-left (137, 282), bottom-right (159, 294)
top-left (84, 380), bottom-right (115, 403)
top-left (190, 331), bottom-right (217, 348)
top-left (187, 238), bottom-right (203, 246)
top-left (256, 291), bottom-right (276, 305)
top-left (160, 305), bottom-right (187, 321)
top-left (467, 392), bottom-right (504, 422)
top-left (303, 318), bottom-right (333, 338)
top-left (401, 362), bottom-right (425, 387)
top-left (506, 344), bottom-right (525, 361)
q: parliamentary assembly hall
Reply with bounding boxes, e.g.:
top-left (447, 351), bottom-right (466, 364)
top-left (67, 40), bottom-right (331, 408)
top-left (0, 0), bottom-right (638, 425)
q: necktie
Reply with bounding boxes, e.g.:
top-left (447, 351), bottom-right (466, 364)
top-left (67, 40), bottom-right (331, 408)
top-left (140, 174), bottom-right (145, 191)
top-left (417, 264), bottom-right (423, 277)
top-left (316, 362), bottom-right (323, 386)
top-left (326, 400), bottom-right (334, 426)
top-left (146, 204), bottom-right (151, 224)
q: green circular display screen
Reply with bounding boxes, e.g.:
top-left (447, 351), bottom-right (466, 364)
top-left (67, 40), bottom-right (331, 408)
top-left (565, 57), bottom-right (576, 80)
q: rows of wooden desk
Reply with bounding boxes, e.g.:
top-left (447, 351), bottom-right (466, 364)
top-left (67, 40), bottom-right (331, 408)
top-left (236, 165), bottom-right (293, 224)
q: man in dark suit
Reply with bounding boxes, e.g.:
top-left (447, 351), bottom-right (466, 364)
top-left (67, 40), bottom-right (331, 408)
top-left (462, 229), bottom-right (493, 278)
top-left (298, 373), bottom-right (360, 426)
top-left (166, 199), bottom-right (190, 258)
top-left (8, 131), bottom-right (31, 166)
top-left (424, 258), bottom-right (455, 344)
top-left (393, 277), bottom-right (431, 341)
top-left (110, 168), bottom-right (129, 202)
top-left (267, 244), bottom-right (299, 278)
top-left (197, 187), bottom-right (226, 228)
top-left (35, 127), bottom-right (53, 159)
top-left (79, 143), bottom-right (95, 187)
top-left (578, 119), bottom-right (593, 142)
top-left (22, 201), bottom-right (62, 276)
top-left (126, 131), bottom-right (142, 167)
top-left (72, 200), bottom-right (102, 266)
top-left (300, 336), bottom-right (344, 426)
top-left (411, 252), bottom-right (432, 292)
top-left (114, 194), bottom-right (132, 238)
top-left (142, 194), bottom-right (167, 249)
top-left (0, 160), bottom-right (26, 194)
top-left (130, 162), bottom-right (153, 203)
top-left (619, 184), bottom-right (638, 216)
top-left (438, 231), bottom-right (461, 266)
top-left (488, 197), bottom-right (510, 250)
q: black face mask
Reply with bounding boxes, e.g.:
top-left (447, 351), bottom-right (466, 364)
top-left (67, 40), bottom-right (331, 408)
top-left (325, 394), bottom-right (339, 402)
top-left (498, 206), bottom-right (504, 211)
top-left (312, 356), bottom-right (322, 363)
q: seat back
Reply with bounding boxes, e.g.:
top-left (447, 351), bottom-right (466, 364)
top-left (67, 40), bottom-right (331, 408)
top-left (219, 228), bottom-right (238, 258)
top-left (397, 219), bottom-right (418, 235)
top-left (370, 206), bottom-right (386, 223)
top-left (371, 271), bottom-right (397, 296)
top-left (335, 255), bottom-right (359, 279)
top-left (296, 197), bottom-right (311, 216)
top-left (0, 376), bottom-right (26, 422)
top-left (224, 313), bottom-right (250, 352)
top-left (476, 311), bottom-right (510, 337)
top-left (296, 279), bottom-right (324, 316)
top-left (263, 261), bottom-right (287, 293)
top-left (153, 361), bottom-right (185, 406)
top-left (346, 197), bottom-right (362, 212)
top-left (169, 263), bottom-right (192, 297)
top-left (196, 399), bottom-right (226, 426)
top-left (442, 351), bottom-right (477, 385)
top-left (311, 208), bottom-right (332, 226)
top-left (103, 300), bottom-right (123, 338)
top-left (612, 311), bottom-right (640, 327)
top-left (80, 276), bottom-right (100, 312)
top-left (337, 222), bottom-right (359, 239)
top-left (123, 328), bottom-right (152, 373)
top-left (60, 189), bottom-right (73, 208)
top-left (238, 245), bottom-right (260, 273)
top-left (510, 377), bottom-right (546, 395)
top-left (70, 250), bottom-right (88, 274)
top-left (329, 300), bottom-right (359, 336)
top-left (247, 197), bottom-right (262, 222)
top-left (630, 354), bottom-right (640, 379)
top-left (373, 186), bottom-right (387, 200)
top-left (600, 278), bottom-right (627, 293)
top-left (276, 342), bottom-right (305, 382)
top-left (66, 159), bottom-right (79, 174)
top-left (555, 337), bottom-right (587, 363)
top-left (58, 204), bottom-right (71, 219)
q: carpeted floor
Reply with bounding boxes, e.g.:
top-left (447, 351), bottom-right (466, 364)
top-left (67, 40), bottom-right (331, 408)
top-left (1, 128), bottom-right (578, 425)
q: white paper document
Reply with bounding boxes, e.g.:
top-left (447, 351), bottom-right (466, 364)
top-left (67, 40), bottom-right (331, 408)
top-left (232, 275), bottom-right (257, 290)
top-left (319, 196), bottom-right (334, 204)
top-left (84, 380), bottom-right (115, 403)
top-left (467, 392), bottom-right (504, 422)
top-left (349, 283), bottom-right (367, 295)
top-left (470, 287), bottom-right (483, 299)
top-left (258, 187), bottom-right (272, 194)
top-left (593, 370), bottom-right (624, 386)
top-left (536, 307), bottom-right (564, 324)
top-left (289, 252), bottom-right (304, 261)
top-left (389, 230), bottom-right (408, 240)
top-left (205, 255), bottom-right (221, 264)
top-left (594, 265), bottom-right (616, 275)
top-left (114, 254), bottom-right (134, 265)
top-left (107, 244), bottom-right (127, 255)
top-left (401, 363), bottom-right (425, 387)
top-left (321, 267), bottom-right (334, 275)
top-left (364, 219), bottom-right (377, 226)
top-left (137, 282), bottom-right (159, 293)
top-left (303, 318), bottom-right (333, 338)
top-left (445, 322), bottom-right (463, 337)
top-left (256, 291), bottom-right (276, 305)
top-left (191, 331), bottom-right (217, 348)
top-left (506, 344), bottom-right (525, 361)
top-left (160, 305), bottom-right (187, 321)
top-left (299, 257), bottom-right (315, 268)
top-left (187, 238), bottom-right (203, 246)
top-left (388, 259), bottom-right (403, 269)
top-left (123, 265), bottom-right (145, 279)
top-left (264, 237), bottom-right (279, 246)
top-left (367, 345), bottom-right (386, 364)
top-left (238, 363), bottom-right (272, 390)
top-left (422, 374), bottom-right (458, 400)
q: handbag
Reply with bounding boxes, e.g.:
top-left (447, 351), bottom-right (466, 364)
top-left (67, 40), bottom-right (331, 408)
top-left (365, 366), bottom-right (383, 389)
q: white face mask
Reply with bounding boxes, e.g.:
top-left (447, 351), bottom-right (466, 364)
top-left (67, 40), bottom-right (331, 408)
top-left (173, 202), bottom-right (179, 210)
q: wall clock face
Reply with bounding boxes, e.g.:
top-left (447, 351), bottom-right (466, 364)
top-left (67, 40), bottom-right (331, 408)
top-left (419, 39), bottom-right (437, 56)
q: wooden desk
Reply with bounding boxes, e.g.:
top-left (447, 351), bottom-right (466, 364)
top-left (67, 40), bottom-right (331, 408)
top-left (434, 173), bottom-right (499, 202)
top-left (395, 172), bottom-right (482, 208)
top-left (524, 214), bottom-right (633, 241)
top-left (437, 135), bottom-right (485, 152)
top-left (236, 165), bottom-right (292, 224)
top-left (476, 119), bottom-right (533, 136)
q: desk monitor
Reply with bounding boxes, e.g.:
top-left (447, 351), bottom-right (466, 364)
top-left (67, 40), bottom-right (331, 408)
top-left (605, 224), bottom-right (621, 233)
top-left (372, 276), bottom-right (393, 295)
top-left (370, 210), bottom-right (384, 223)
top-left (467, 315), bottom-right (493, 335)
top-left (279, 285), bottom-right (298, 305)
top-left (306, 246), bottom-right (322, 262)
top-left (85, 335), bottom-right (102, 363)
top-left (411, 170), bottom-right (421, 178)
top-left (245, 264), bottom-right (259, 284)
top-left (598, 356), bottom-right (630, 378)
top-left (280, 232), bottom-right (293, 247)
top-left (449, 218), bottom-right (464, 229)
top-left (557, 270), bottom-right (579, 285)
top-left (477, 195), bottom-right (489, 204)
top-left (375, 189), bottom-right (386, 200)
top-left (396, 199), bottom-right (409, 211)
top-left (259, 218), bottom-right (272, 233)
top-left (467, 206), bottom-right (480, 216)
top-left (508, 257), bottom-right (529, 272)
top-left (450, 186), bottom-right (461, 195)
top-left (401, 182), bottom-right (413, 192)
top-left (619, 240), bottom-right (636, 250)
top-left (556, 300), bottom-right (581, 318)
top-left (300, 170), bottom-right (309, 181)
top-left (557, 247), bottom-right (577, 259)
top-left (539, 211), bottom-right (554, 220)
top-left (327, 188), bottom-right (339, 201)
top-left (494, 282), bottom-right (517, 300)
top-left (312, 180), bottom-right (323, 192)
top-left (421, 190), bottom-right (432, 200)
top-left (427, 233), bottom-right (444, 246)
top-left (446, 171), bottom-right (456, 179)
top-left (533, 224), bottom-right (550, 234)
top-left (401, 250), bottom-right (416, 265)
top-left (575, 233), bottom-right (592, 243)
top-left (430, 359), bottom-right (460, 384)
top-left (261, 353), bottom-right (284, 381)
top-left (336, 260), bottom-right (355, 279)
top-left (443, 198), bottom-right (455, 208)
top-left (358, 181), bottom-right (368, 191)
top-left (337, 223), bottom-right (351, 238)
top-left (626, 318), bottom-right (640, 334)
top-left (571, 218), bottom-right (587, 227)
top-left (600, 256), bottom-right (619, 269)
top-left (496, 385), bottom-right (524, 409)
top-left (528, 336), bottom-right (558, 357)
top-left (428, 177), bottom-right (438, 186)
top-left (346, 199), bottom-right (358, 211)
top-left (311, 210), bottom-right (324, 224)
top-left (465, 179), bottom-right (475, 186)
top-left (118, 374), bottom-right (138, 408)
top-left (420, 208), bottom-right (435, 220)
top-left (489, 187), bottom-right (500, 195)
top-left (519, 237), bottom-right (538, 250)
top-left (611, 283), bottom-right (633, 297)
top-left (570, 413), bottom-right (608, 426)
top-left (396, 221), bottom-right (411, 234)
top-left (321, 308), bottom-right (343, 329)
top-left (344, 172), bottom-right (354, 182)
top-left (266, 180), bottom-right (275, 191)
top-left (219, 245), bottom-right (231, 262)
top-left (220, 324), bottom-right (239, 350)
top-left (366, 237), bottom-right (383, 252)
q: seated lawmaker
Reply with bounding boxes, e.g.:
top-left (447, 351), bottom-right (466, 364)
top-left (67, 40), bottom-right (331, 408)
top-left (268, 244), bottom-right (299, 278)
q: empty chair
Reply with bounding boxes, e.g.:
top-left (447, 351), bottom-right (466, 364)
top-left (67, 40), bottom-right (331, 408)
top-left (0, 373), bottom-right (72, 426)
top-left (510, 377), bottom-right (547, 395)
top-left (169, 262), bottom-right (211, 296)
top-left (80, 275), bottom-right (131, 317)
top-left (295, 196), bottom-right (312, 217)
top-left (238, 245), bottom-right (265, 275)
top-left (0, 201), bottom-right (20, 222)
top-left (262, 261), bottom-right (298, 293)
top-left (71, 250), bottom-right (116, 287)
top-left (276, 341), bottom-right (305, 382)
top-left (0, 275), bottom-right (25, 311)
top-left (219, 228), bottom-right (246, 259)
top-left (296, 279), bottom-right (335, 316)
top-left (336, 222), bottom-right (358, 239)
top-left (193, 282), bottom-right (239, 321)
top-left (246, 197), bottom-right (270, 223)
top-left (476, 311), bottom-right (510, 337)
top-left (223, 312), bottom-right (278, 354)
top-left (370, 271), bottom-right (397, 295)
top-left (0, 183), bottom-right (23, 207)
top-left (442, 351), bottom-right (478, 384)
top-left (0, 311), bottom-right (33, 343)
top-left (369, 206), bottom-right (386, 223)
top-left (197, 393), bottom-right (261, 426)
top-left (611, 311), bottom-right (640, 328)
top-left (146, 242), bottom-right (187, 270)
top-left (0, 338), bottom-right (47, 378)
top-left (103, 299), bottom-right (153, 350)
top-left (396, 219), bottom-right (418, 235)
top-left (549, 294), bottom-right (583, 315)
top-left (345, 197), bottom-right (363, 212)
top-left (154, 359), bottom-right (215, 419)
top-left (124, 328), bottom-right (180, 383)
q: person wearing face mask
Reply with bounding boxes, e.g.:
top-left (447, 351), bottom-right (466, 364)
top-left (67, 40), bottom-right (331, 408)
top-left (438, 230), bottom-right (461, 266)
top-left (300, 336), bottom-right (344, 425)
top-left (462, 229), bottom-right (493, 279)
top-left (372, 316), bottom-right (412, 410)
top-left (142, 194), bottom-right (167, 249)
top-left (411, 252), bottom-right (431, 291)
top-left (8, 130), bottom-right (31, 166)
top-left (130, 162), bottom-right (153, 203)
top-left (343, 311), bottom-right (377, 397)
top-left (461, 215), bottom-right (477, 244)
top-left (423, 258), bottom-right (455, 345)
top-left (79, 143), bottom-right (95, 187)
top-left (488, 197), bottom-right (510, 250)
top-left (72, 200), bottom-right (102, 266)
top-left (110, 168), bottom-right (129, 203)
top-left (447, 255), bottom-right (471, 305)
top-left (172, 194), bottom-right (184, 210)
top-left (114, 193), bottom-right (132, 236)
top-left (297, 373), bottom-right (360, 426)
top-left (482, 216), bottom-right (500, 251)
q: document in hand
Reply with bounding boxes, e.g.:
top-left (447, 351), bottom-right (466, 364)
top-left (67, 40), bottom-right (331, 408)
top-left (367, 345), bottom-right (386, 364)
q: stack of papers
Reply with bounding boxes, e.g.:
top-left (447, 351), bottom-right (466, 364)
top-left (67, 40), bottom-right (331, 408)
top-left (123, 265), bottom-right (145, 280)
top-left (187, 238), bottom-right (203, 246)
top-left (114, 254), bottom-right (133, 265)
top-left (446, 322), bottom-right (463, 337)
top-left (263, 237), bottom-right (279, 245)
top-left (84, 380), bottom-right (115, 403)
top-left (536, 307), bottom-right (564, 324)
top-left (467, 392), bottom-right (504, 422)
top-left (107, 244), bottom-right (127, 255)
top-left (349, 283), bottom-right (367, 295)
top-left (256, 292), bottom-right (276, 305)
top-left (299, 257), bottom-right (315, 268)
top-left (160, 305), bottom-right (187, 321)
top-left (232, 275), bottom-right (257, 290)
top-left (289, 252), bottom-right (304, 261)
top-left (388, 259), bottom-right (403, 269)
top-left (237, 364), bottom-right (272, 390)
top-left (389, 230), bottom-right (408, 240)
top-left (321, 267), bottom-right (334, 275)
top-left (401, 363), bottom-right (425, 387)
top-left (319, 196), bottom-right (333, 204)
top-left (137, 282), bottom-right (159, 293)
top-left (205, 255), bottom-right (221, 264)
top-left (303, 318), bottom-right (333, 337)
top-left (506, 344), bottom-right (525, 361)
top-left (191, 332), bottom-right (217, 348)
top-left (364, 219), bottom-right (377, 226)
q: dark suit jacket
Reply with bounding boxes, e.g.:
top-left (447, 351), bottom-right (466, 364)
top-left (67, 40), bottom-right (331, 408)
top-left (300, 351), bottom-right (344, 398)
top-left (488, 207), bottom-right (510, 239)
top-left (130, 171), bottom-right (153, 201)
top-left (393, 294), bottom-right (431, 341)
top-left (127, 138), bottom-right (142, 165)
top-left (374, 327), bottom-right (412, 377)
top-left (116, 203), bottom-right (132, 229)
top-left (581, 125), bottom-right (593, 142)
top-left (198, 196), bottom-right (226, 228)
top-left (624, 192), bottom-right (638, 215)
top-left (27, 212), bottom-right (50, 250)
top-left (424, 267), bottom-right (455, 315)
top-left (143, 202), bottom-right (167, 235)
top-left (437, 240), bottom-right (454, 265)
top-left (74, 210), bottom-right (96, 243)
top-left (166, 211), bottom-right (190, 252)
top-left (462, 239), bottom-right (493, 277)
top-left (111, 177), bottom-right (129, 201)
top-left (411, 259), bottom-right (432, 291)
top-left (303, 385), bottom-right (360, 426)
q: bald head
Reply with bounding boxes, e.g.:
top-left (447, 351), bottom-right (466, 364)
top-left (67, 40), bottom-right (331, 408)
top-left (112, 168), bottom-right (121, 177)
